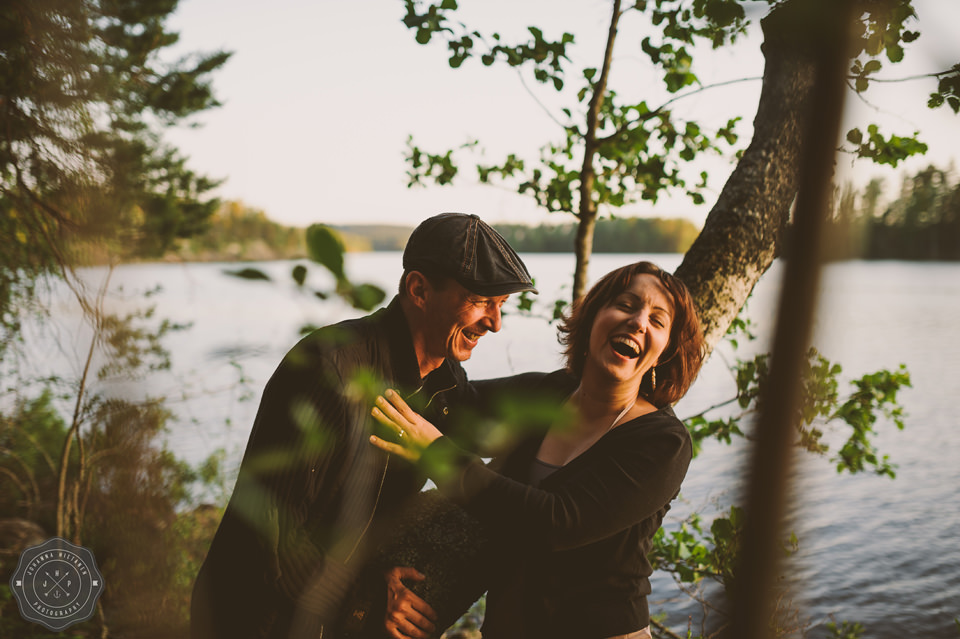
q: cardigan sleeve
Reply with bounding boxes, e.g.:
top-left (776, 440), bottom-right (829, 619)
top-left (422, 412), bottom-right (692, 552)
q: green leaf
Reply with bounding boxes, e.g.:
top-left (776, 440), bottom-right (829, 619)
top-left (223, 267), bottom-right (271, 281)
top-left (341, 283), bottom-right (387, 311)
top-left (305, 224), bottom-right (346, 280)
top-left (886, 43), bottom-right (904, 63)
top-left (292, 264), bottom-right (307, 286)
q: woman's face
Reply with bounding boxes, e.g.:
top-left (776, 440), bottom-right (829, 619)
top-left (585, 273), bottom-right (675, 387)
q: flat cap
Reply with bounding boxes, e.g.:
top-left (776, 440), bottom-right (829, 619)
top-left (403, 213), bottom-right (537, 296)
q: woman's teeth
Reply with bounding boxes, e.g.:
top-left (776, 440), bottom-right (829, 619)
top-left (611, 336), bottom-right (640, 358)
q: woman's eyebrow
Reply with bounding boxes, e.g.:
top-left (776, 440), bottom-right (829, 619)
top-left (619, 291), bottom-right (673, 316)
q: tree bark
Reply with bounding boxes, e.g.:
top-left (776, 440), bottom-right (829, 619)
top-left (675, 1), bottom-right (823, 357)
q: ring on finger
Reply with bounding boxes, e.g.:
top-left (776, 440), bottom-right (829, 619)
top-left (398, 428), bottom-right (405, 438)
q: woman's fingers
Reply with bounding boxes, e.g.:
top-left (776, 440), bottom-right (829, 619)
top-left (370, 405), bottom-right (402, 434)
top-left (374, 394), bottom-right (410, 429)
top-left (384, 388), bottom-right (418, 420)
top-left (369, 435), bottom-right (418, 462)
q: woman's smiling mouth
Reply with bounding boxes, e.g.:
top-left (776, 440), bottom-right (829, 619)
top-left (610, 335), bottom-right (641, 359)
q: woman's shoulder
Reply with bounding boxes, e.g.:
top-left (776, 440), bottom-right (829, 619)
top-left (617, 405), bottom-right (689, 439)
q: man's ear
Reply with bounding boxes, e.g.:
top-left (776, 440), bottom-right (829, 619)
top-left (404, 270), bottom-right (431, 310)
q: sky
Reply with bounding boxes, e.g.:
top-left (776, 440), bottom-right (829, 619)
top-left (164, 0), bottom-right (960, 230)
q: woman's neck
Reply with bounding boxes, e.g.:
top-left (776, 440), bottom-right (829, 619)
top-left (572, 371), bottom-right (641, 421)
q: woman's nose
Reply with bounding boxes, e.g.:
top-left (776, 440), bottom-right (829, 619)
top-left (626, 311), bottom-right (647, 332)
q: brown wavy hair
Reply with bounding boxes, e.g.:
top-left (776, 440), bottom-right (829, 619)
top-left (558, 261), bottom-right (705, 407)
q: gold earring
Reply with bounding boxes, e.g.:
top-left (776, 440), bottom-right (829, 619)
top-left (651, 366), bottom-right (657, 391)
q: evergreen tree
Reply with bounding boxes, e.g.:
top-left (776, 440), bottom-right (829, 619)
top-left (0, 0), bottom-right (230, 349)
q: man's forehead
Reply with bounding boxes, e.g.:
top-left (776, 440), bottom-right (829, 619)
top-left (445, 279), bottom-right (506, 303)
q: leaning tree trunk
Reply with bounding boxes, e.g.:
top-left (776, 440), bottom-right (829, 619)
top-left (675, 1), bottom-right (823, 357)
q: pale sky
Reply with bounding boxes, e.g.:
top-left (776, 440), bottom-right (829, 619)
top-left (164, 0), bottom-right (960, 230)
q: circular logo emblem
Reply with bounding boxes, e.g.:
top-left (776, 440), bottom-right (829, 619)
top-left (8, 537), bottom-right (104, 631)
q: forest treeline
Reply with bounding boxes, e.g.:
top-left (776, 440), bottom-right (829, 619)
top-left (171, 204), bottom-right (702, 260)
top-left (492, 217), bottom-right (699, 253)
top-left (824, 164), bottom-right (960, 260)
top-left (172, 163), bottom-right (960, 263)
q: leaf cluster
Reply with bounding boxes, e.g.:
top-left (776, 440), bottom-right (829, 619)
top-left (399, 0), bottom-right (745, 219)
top-left (402, 0), bottom-right (574, 88)
top-left (687, 345), bottom-right (910, 477)
top-left (838, 2), bottom-right (960, 166)
top-left (927, 63), bottom-right (960, 114)
top-left (651, 506), bottom-right (744, 587)
top-left (844, 124), bottom-right (928, 167)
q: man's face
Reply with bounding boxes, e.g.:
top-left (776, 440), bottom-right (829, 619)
top-left (420, 280), bottom-right (508, 364)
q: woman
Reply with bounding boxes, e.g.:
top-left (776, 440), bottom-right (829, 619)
top-left (370, 261), bottom-right (705, 639)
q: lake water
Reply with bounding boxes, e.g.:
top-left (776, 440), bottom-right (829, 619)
top-left (25, 254), bottom-right (960, 638)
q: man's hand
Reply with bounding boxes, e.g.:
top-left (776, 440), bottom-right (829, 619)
top-left (383, 566), bottom-right (438, 639)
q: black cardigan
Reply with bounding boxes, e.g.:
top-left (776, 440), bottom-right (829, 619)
top-left (191, 297), bottom-right (473, 638)
top-left (426, 370), bottom-right (693, 638)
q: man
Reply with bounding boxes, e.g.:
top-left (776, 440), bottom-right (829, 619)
top-left (191, 213), bottom-right (536, 639)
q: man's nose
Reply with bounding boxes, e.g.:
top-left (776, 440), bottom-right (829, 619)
top-left (485, 303), bottom-right (503, 333)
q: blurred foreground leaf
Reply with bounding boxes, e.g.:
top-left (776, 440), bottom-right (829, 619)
top-left (223, 267), bottom-right (271, 281)
top-left (306, 224), bottom-right (346, 280)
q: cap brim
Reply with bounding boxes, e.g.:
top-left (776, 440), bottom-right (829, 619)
top-left (460, 280), bottom-right (539, 297)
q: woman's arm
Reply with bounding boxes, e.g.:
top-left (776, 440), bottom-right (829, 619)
top-left (371, 391), bottom-right (692, 552)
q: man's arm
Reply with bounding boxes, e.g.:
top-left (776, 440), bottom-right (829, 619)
top-left (243, 349), bottom-right (372, 625)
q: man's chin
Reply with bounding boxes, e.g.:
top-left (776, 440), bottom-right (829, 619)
top-left (450, 341), bottom-right (477, 362)
top-left (452, 347), bottom-right (474, 362)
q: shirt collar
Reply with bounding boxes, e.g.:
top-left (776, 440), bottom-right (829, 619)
top-left (381, 296), bottom-right (459, 395)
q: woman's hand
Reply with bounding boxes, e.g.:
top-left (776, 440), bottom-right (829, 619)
top-left (369, 388), bottom-right (443, 462)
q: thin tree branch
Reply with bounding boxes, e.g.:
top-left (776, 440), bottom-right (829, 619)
top-left (855, 65), bottom-right (960, 83)
top-left (596, 76), bottom-right (763, 146)
top-left (56, 264), bottom-right (114, 538)
top-left (514, 69), bottom-right (568, 130)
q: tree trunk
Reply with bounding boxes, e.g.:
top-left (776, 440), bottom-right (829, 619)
top-left (573, 0), bottom-right (621, 302)
top-left (675, 1), bottom-right (823, 357)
